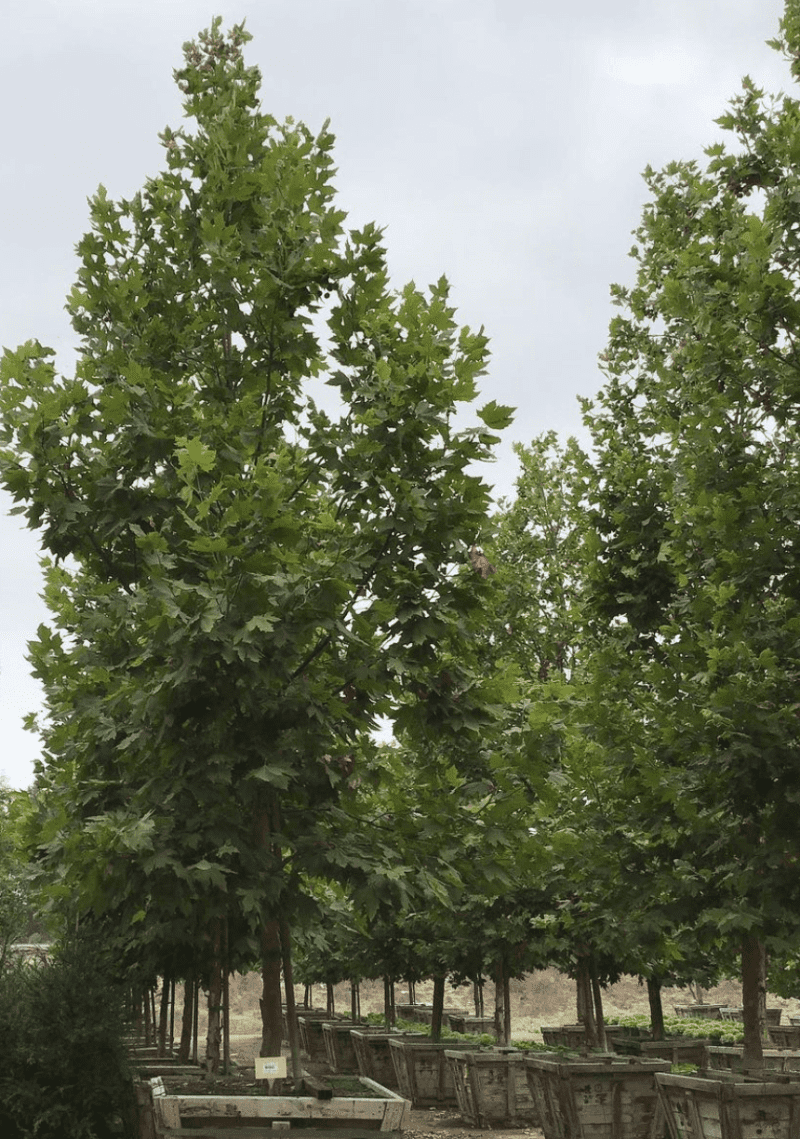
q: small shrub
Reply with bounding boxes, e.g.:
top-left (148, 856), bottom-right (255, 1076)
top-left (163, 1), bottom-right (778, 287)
top-left (0, 931), bottom-right (136, 1138)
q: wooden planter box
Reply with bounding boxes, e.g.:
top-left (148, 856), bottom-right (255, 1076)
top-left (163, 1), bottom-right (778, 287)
top-left (446, 1049), bottom-right (542, 1129)
top-left (656, 1070), bottom-right (800, 1139)
top-left (611, 1037), bottom-right (711, 1067)
top-left (526, 1055), bottom-right (670, 1139)
top-left (298, 1016), bottom-right (361, 1063)
top-left (447, 1014), bottom-right (498, 1037)
top-left (769, 1026), bottom-right (800, 1049)
top-left (146, 1074), bottom-right (410, 1136)
top-left (286, 1008), bottom-right (342, 1042)
top-left (705, 1047), bottom-right (800, 1074)
top-left (542, 1025), bottom-right (593, 1050)
top-left (388, 1039), bottom-right (477, 1107)
top-left (674, 1005), bottom-right (725, 1020)
top-left (352, 1031), bottom-right (427, 1087)
top-left (323, 1023), bottom-right (388, 1075)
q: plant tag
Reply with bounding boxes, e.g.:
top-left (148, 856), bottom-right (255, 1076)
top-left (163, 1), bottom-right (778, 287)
top-left (255, 1056), bottom-right (287, 1079)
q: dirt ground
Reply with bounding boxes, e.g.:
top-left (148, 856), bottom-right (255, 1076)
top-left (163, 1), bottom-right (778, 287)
top-left (214, 970), bottom-right (800, 1136)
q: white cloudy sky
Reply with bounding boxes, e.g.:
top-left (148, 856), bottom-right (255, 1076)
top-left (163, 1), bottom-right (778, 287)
top-left (0, 0), bottom-right (790, 789)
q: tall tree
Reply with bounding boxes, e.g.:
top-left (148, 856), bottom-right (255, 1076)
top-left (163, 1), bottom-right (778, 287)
top-left (583, 0), bottom-right (800, 1066)
top-left (0, 19), bottom-right (509, 1068)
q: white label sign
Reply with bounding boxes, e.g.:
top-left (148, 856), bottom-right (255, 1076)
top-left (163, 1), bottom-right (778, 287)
top-left (255, 1056), bottom-right (287, 1079)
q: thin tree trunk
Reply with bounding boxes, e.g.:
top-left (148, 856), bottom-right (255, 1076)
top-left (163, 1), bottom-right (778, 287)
top-left (742, 932), bottom-right (765, 1069)
top-left (647, 976), bottom-right (665, 1042)
top-left (206, 919), bottom-right (223, 1073)
top-left (350, 980), bottom-right (360, 1022)
top-left (494, 961), bottom-right (506, 1045)
top-left (280, 920), bottom-right (303, 1083)
top-left (179, 977), bottom-right (194, 1062)
top-left (577, 960), bottom-right (597, 1053)
top-left (326, 982), bottom-right (335, 1016)
top-left (304, 984), bottom-right (312, 1009)
top-left (170, 978), bottom-right (176, 1055)
top-left (260, 919), bottom-right (284, 1058)
top-left (408, 980), bottom-right (416, 1005)
top-left (590, 959), bottom-right (606, 1051)
top-left (158, 975), bottom-right (171, 1057)
top-left (503, 970), bottom-right (512, 1047)
top-left (192, 979), bottom-right (199, 1063)
top-left (143, 985), bottom-right (152, 1045)
top-left (151, 987), bottom-right (157, 1045)
top-left (384, 977), bottom-right (396, 1028)
top-left (431, 973), bottom-right (446, 1043)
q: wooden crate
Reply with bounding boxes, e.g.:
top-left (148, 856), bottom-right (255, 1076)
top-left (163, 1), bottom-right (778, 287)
top-left (388, 1039), bottom-right (476, 1107)
top-left (525, 1056), bottom-right (670, 1139)
top-left (705, 1048), bottom-right (800, 1074)
top-left (446, 1049), bottom-right (542, 1129)
top-left (323, 1023), bottom-right (384, 1074)
top-left (298, 1016), bottom-right (361, 1063)
top-left (146, 1074), bottom-right (410, 1135)
top-left (656, 1070), bottom-right (800, 1139)
top-left (769, 1027), bottom-right (800, 1050)
top-left (351, 1031), bottom-right (426, 1087)
top-left (447, 1014), bottom-right (498, 1037)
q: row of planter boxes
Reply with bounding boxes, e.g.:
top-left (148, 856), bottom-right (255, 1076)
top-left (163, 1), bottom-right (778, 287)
top-left (135, 1036), bottom-right (800, 1139)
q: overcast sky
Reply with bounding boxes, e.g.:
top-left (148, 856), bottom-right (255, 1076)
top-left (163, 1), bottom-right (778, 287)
top-left (0, 0), bottom-right (790, 790)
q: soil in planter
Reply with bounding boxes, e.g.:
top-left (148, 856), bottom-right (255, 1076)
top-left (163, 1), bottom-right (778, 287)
top-left (160, 1071), bottom-right (389, 1098)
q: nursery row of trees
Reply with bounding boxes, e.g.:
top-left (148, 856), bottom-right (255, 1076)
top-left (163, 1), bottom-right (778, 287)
top-left (5, 1), bottom-right (800, 1080)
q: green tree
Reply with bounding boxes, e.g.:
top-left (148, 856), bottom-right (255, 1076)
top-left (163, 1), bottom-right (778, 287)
top-left (582, 0), bottom-right (800, 1065)
top-left (0, 19), bottom-right (509, 1071)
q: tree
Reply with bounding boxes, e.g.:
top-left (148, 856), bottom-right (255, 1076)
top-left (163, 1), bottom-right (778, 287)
top-left (582, 0), bottom-right (800, 1066)
top-left (0, 19), bottom-right (510, 1071)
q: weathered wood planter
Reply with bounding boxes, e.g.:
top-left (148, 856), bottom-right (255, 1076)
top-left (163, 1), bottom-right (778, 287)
top-left (146, 1074), bottom-right (410, 1136)
top-left (542, 1025), bottom-right (595, 1050)
top-left (674, 1005), bottom-right (725, 1020)
top-left (656, 1070), bottom-right (800, 1139)
top-left (611, 1037), bottom-right (711, 1067)
top-left (323, 1023), bottom-right (388, 1074)
top-left (388, 1039), bottom-right (478, 1107)
top-left (447, 1014), bottom-right (498, 1037)
top-left (705, 1047), bottom-right (800, 1074)
top-left (352, 1031), bottom-right (427, 1087)
top-left (298, 1016), bottom-right (362, 1063)
top-left (525, 1055), bottom-right (670, 1139)
top-left (286, 1008), bottom-right (342, 1043)
top-left (446, 1049), bottom-right (542, 1129)
top-left (769, 1026), bottom-right (800, 1049)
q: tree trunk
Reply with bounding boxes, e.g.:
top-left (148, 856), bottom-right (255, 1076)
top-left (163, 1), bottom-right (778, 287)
top-left (577, 959), bottom-right (597, 1053)
top-left (493, 961), bottom-right (506, 1045)
top-left (576, 972), bottom-right (586, 1025)
top-left (260, 919), bottom-right (284, 1058)
top-left (206, 919), bottom-right (224, 1073)
top-left (474, 977), bottom-right (484, 1017)
top-left (647, 975), bottom-right (665, 1042)
top-left (408, 980), bottom-right (416, 1005)
top-left (158, 975), bottom-right (171, 1057)
top-left (304, 984), bottom-right (312, 1009)
top-left (590, 959), bottom-right (606, 1051)
top-left (192, 978), bottom-right (199, 1063)
top-left (350, 980), bottom-right (360, 1022)
top-left (143, 985), bottom-right (152, 1045)
top-left (430, 973), bottom-right (446, 1043)
top-left (503, 970), bottom-right (512, 1047)
top-left (280, 920), bottom-right (303, 1083)
top-left (179, 977), bottom-right (194, 1062)
top-left (384, 977), bottom-right (395, 1027)
top-left (326, 982), bottom-right (335, 1016)
top-left (742, 932), bottom-right (766, 1069)
top-left (170, 978), bottom-right (176, 1055)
